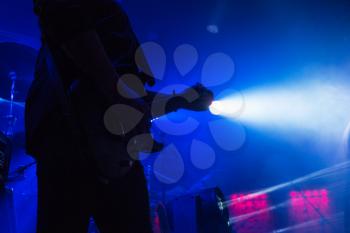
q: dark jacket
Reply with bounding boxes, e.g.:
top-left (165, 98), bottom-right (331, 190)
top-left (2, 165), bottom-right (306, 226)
top-left (26, 0), bottom-right (149, 177)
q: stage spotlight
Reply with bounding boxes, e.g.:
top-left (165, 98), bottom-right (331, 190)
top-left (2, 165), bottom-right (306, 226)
top-left (209, 101), bottom-right (222, 115)
top-left (156, 187), bottom-right (233, 233)
top-left (209, 90), bottom-right (245, 118)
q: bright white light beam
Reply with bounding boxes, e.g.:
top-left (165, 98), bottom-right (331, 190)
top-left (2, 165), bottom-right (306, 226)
top-left (210, 71), bottom-right (350, 149)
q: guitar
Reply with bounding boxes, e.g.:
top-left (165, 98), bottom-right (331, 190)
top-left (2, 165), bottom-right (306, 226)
top-left (90, 81), bottom-right (214, 177)
top-left (111, 82), bottom-right (214, 158)
top-left (37, 46), bottom-right (214, 177)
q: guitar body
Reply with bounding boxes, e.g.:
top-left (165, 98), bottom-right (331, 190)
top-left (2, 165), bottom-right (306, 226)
top-left (70, 79), bottom-right (165, 178)
top-left (40, 45), bottom-right (212, 179)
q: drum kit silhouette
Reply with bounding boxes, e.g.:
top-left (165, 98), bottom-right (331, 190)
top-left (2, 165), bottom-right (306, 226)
top-left (0, 41), bottom-right (37, 179)
top-left (0, 42), bottom-right (36, 137)
top-left (0, 40), bottom-right (37, 233)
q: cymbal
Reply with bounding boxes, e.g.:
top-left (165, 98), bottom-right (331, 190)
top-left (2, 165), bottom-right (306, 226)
top-left (0, 98), bottom-right (25, 136)
top-left (0, 98), bottom-right (24, 107)
top-left (0, 42), bottom-right (37, 102)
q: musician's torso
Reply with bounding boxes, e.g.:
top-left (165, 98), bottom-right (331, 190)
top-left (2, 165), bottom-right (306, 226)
top-left (28, 0), bottom-right (145, 178)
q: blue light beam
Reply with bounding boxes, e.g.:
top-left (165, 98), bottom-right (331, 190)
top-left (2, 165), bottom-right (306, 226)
top-left (210, 66), bottom-right (350, 150)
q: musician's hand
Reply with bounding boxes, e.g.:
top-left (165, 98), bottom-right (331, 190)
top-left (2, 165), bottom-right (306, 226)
top-left (181, 83), bottom-right (214, 111)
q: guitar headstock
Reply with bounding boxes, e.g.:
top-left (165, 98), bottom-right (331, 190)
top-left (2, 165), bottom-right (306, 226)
top-left (182, 83), bottom-right (214, 111)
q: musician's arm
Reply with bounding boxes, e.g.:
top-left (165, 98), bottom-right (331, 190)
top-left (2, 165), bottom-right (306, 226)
top-left (146, 85), bottom-right (213, 118)
top-left (145, 91), bottom-right (187, 118)
top-left (40, 1), bottom-right (120, 105)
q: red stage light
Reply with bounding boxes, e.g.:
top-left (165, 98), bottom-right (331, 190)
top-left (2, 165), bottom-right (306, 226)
top-left (229, 189), bottom-right (331, 233)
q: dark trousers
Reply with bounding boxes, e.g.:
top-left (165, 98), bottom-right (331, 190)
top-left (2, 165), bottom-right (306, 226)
top-left (34, 116), bottom-right (153, 233)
